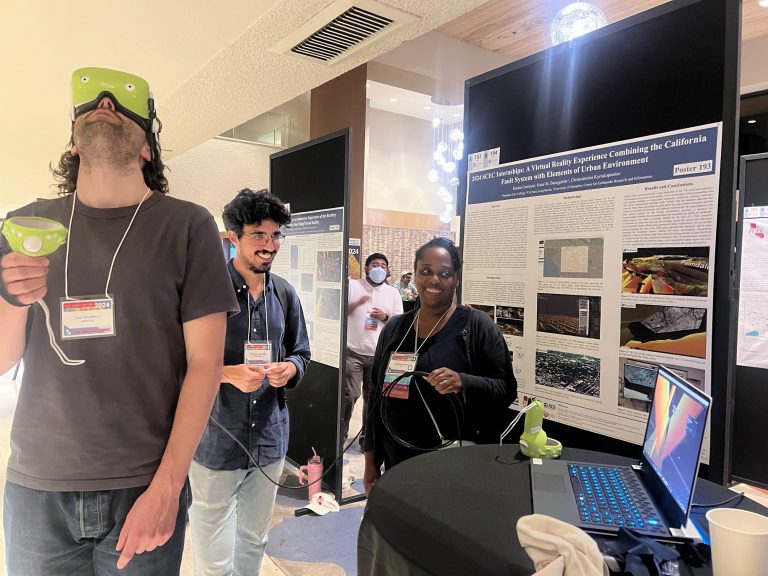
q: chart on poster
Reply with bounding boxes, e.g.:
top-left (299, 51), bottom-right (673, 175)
top-left (462, 124), bottom-right (721, 459)
top-left (271, 207), bottom-right (345, 368)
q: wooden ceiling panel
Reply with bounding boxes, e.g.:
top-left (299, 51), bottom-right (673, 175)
top-left (440, 0), bottom-right (767, 63)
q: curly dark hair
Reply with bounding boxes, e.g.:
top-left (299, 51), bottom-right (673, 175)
top-left (50, 129), bottom-right (168, 196)
top-left (413, 237), bottom-right (462, 275)
top-left (222, 188), bottom-right (292, 237)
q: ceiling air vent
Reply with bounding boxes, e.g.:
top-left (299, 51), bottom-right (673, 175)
top-left (272, 0), bottom-right (418, 64)
top-left (292, 7), bottom-right (393, 62)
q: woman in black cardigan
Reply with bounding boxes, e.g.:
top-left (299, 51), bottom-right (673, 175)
top-left (363, 237), bottom-right (517, 494)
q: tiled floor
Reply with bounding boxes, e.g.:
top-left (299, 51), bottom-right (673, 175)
top-left (0, 367), bottom-right (364, 576)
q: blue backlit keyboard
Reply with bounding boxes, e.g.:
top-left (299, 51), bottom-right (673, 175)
top-left (567, 463), bottom-right (668, 536)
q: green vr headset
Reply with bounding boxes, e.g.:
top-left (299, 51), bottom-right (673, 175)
top-left (71, 67), bottom-right (158, 136)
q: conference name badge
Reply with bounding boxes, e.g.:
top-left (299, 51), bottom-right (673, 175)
top-left (383, 352), bottom-right (418, 400)
top-left (244, 341), bottom-right (272, 366)
top-left (60, 295), bottom-right (116, 340)
top-left (364, 315), bottom-right (378, 331)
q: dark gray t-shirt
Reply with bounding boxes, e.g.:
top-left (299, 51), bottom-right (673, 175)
top-left (1, 193), bottom-right (238, 491)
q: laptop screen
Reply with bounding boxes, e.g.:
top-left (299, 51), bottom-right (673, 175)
top-left (641, 366), bottom-right (711, 520)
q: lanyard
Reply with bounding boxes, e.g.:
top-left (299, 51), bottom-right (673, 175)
top-left (246, 280), bottom-right (269, 344)
top-left (392, 304), bottom-right (455, 355)
top-left (63, 188), bottom-right (151, 300)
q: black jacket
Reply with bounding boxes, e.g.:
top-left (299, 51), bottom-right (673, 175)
top-left (363, 305), bottom-right (517, 462)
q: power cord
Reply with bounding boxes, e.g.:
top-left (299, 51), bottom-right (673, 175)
top-left (379, 370), bottom-right (466, 451)
top-left (207, 369), bottom-right (469, 491)
top-left (498, 401), bottom-right (538, 445)
top-left (691, 491), bottom-right (745, 509)
top-left (208, 412), bottom-right (363, 492)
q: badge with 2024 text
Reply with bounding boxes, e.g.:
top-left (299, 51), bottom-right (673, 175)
top-left (60, 295), bottom-right (116, 339)
top-left (244, 341), bottom-right (272, 366)
top-left (383, 352), bottom-right (418, 399)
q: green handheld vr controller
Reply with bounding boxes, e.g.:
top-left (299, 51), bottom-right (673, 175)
top-left (2, 217), bottom-right (68, 257)
top-left (519, 399), bottom-right (563, 459)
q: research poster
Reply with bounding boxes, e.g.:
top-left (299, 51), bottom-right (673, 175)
top-left (271, 207), bottom-right (345, 368)
top-left (737, 207), bottom-right (768, 369)
top-left (463, 124), bottom-right (721, 458)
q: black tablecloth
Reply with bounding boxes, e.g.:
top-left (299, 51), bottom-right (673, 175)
top-left (358, 444), bottom-right (768, 576)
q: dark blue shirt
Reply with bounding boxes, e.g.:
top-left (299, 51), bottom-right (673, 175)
top-left (194, 260), bottom-right (311, 469)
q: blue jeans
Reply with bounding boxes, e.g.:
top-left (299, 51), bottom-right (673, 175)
top-left (188, 458), bottom-right (284, 576)
top-left (3, 480), bottom-right (188, 576)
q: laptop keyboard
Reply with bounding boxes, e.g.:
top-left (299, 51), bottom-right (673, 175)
top-left (568, 464), bottom-right (668, 536)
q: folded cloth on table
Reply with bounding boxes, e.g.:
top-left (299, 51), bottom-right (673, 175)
top-left (607, 528), bottom-right (680, 576)
top-left (516, 514), bottom-right (608, 576)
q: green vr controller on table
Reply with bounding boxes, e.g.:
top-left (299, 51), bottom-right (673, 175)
top-left (2, 217), bottom-right (68, 257)
top-left (519, 399), bottom-right (563, 459)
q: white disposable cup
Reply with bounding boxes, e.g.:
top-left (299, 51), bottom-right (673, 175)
top-left (706, 507), bottom-right (768, 575)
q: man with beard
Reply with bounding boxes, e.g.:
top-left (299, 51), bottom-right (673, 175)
top-left (0, 67), bottom-right (238, 574)
top-left (343, 253), bottom-right (402, 448)
top-left (189, 188), bottom-right (310, 576)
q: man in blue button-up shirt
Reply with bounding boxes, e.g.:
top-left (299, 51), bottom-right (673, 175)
top-left (189, 188), bottom-right (310, 575)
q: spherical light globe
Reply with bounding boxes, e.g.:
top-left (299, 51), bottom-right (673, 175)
top-left (427, 169), bottom-right (439, 183)
top-left (550, 2), bottom-right (607, 46)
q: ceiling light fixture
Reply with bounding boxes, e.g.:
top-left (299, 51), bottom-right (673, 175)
top-left (426, 111), bottom-right (463, 225)
top-left (550, 2), bottom-right (607, 46)
top-left (747, 119), bottom-right (757, 124)
top-left (759, 0), bottom-right (768, 8)
top-left (389, 97), bottom-right (398, 103)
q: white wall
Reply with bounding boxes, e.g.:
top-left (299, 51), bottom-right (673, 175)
top-left (366, 107), bottom-right (447, 215)
top-left (741, 35), bottom-right (768, 94)
top-left (166, 137), bottom-right (277, 228)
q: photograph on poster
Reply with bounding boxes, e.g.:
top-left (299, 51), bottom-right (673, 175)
top-left (535, 349), bottom-right (600, 397)
top-left (622, 247), bottom-right (709, 296)
top-left (618, 357), bottom-right (705, 413)
top-left (301, 273), bottom-right (314, 293)
top-left (290, 244), bottom-right (299, 270)
top-left (316, 287), bottom-right (341, 321)
top-left (316, 250), bottom-right (342, 283)
top-left (620, 305), bottom-right (706, 358)
top-left (465, 303), bottom-right (494, 321)
top-left (542, 237), bottom-right (604, 279)
top-left (497, 305), bottom-right (524, 337)
top-left (537, 293), bottom-right (601, 339)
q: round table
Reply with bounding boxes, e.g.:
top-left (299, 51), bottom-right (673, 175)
top-left (357, 444), bottom-right (768, 576)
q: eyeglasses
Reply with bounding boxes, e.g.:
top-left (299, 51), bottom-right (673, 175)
top-left (242, 232), bottom-right (285, 245)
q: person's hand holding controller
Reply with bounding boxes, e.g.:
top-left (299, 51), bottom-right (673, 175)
top-left (0, 252), bottom-right (50, 307)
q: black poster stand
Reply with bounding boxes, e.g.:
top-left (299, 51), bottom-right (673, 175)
top-left (270, 129), bottom-right (351, 500)
top-left (732, 152), bottom-right (768, 489)
top-left (460, 0), bottom-right (740, 483)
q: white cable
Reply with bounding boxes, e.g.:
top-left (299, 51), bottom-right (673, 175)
top-left (103, 188), bottom-right (150, 297)
top-left (37, 299), bottom-right (84, 366)
top-left (499, 402), bottom-right (538, 445)
top-left (412, 378), bottom-right (445, 443)
top-left (52, 188), bottom-right (151, 366)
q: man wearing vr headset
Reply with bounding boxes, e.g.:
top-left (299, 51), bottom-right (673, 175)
top-left (0, 68), bottom-right (238, 575)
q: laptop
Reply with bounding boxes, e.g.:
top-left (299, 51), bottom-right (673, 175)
top-left (530, 365), bottom-right (711, 540)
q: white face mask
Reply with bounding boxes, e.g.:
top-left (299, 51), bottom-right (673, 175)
top-left (368, 266), bottom-right (387, 284)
